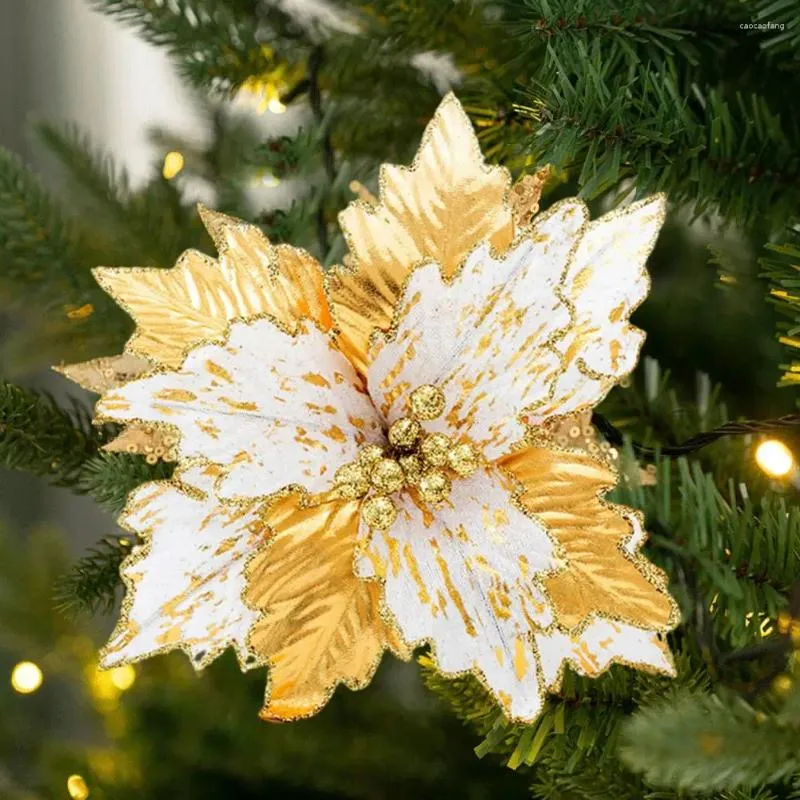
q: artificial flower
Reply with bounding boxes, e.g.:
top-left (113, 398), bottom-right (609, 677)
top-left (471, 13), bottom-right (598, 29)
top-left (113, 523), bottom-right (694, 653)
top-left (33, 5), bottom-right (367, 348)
top-left (63, 94), bottom-right (678, 722)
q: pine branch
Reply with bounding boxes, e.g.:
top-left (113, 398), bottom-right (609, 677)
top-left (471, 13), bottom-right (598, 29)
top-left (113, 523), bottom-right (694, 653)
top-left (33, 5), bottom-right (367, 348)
top-left (620, 688), bottom-right (800, 791)
top-left (501, 0), bottom-right (714, 66)
top-left (0, 147), bottom-right (132, 365)
top-left (78, 451), bottom-right (173, 515)
top-left (517, 51), bottom-right (800, 229)
top-left (36, 121), bottom-right (208, 266)
top-left (89, 0), bottom-right (273, 90)
top-left (0, 382), bottom-right (101, 487)
top-left (0, 382), bottom-right (170, 511)
top-left (754, 0), bottom-right (800, 57)
top-left (0, 147), bottom-right (93, 302)
top-left (761, 232), bottom-right (800, 391)
top-left (54, 535), bottom-right (133, 617)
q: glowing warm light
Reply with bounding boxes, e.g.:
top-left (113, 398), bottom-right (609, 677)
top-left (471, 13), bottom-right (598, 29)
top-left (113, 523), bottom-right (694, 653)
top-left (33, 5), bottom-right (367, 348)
top-left (67, 774), bottom-right (89, 800)
top-left (162, 151), bottom-right (185, 180)
top-left (109, 664), bottom-right (136, 691)
top-left (252, 170), bottom-right (280, 188)
top-left (267, 97), bottom-right (287, 114)
top-left (11, 661), bottom-right (43, 694)
top-left (756, 439), bottom-right (795, 477)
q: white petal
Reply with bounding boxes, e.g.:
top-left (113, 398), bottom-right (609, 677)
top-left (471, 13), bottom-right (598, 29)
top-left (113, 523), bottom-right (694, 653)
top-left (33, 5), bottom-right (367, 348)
top-left (530, 196), bottom-right (665, 422)
top-left (356, 468), bottom-right (560, 721)
top-left (101, 463), bottom-right (262, 671)
top-left (536, 618), bottom-right (674, 689)
top-left (97, 318), bottom-right (383, 500)
top-left (367, 200), bottom-right (587, 460)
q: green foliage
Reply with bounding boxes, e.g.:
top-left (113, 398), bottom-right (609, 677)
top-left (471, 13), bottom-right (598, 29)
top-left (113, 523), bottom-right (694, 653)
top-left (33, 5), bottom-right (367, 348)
top-left (755, 0), bottom-right (800, 56)
top-left (89, 0), bottom-right (275, 90)
top-left (761, 233), bottom-right (800, 391)
top-left (54, 535), bottom-right (134, 618)
top-left (620, 689), bottom-right (800, 792)
top-left (0, 147), bottom-right (98, 304)
top-left (0, 382), bottom-right (100, 486)
top-left (77, 451), bottom-right (173, 516)
top-left (516, 52), bottom-right (800, 227)
top-left (501, 0), bottom-right (713, 66)
top-left (0, 146), bottom-right (132, 366)
top-left (37, 121), bottom-right (206, 267)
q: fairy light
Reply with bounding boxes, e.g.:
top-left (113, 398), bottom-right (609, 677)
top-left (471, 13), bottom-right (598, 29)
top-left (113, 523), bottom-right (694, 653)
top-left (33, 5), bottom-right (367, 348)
top-left (162, 151), bottom-right (185, 180)
top-left (252, 169), bottom-right (280, 188)
top-left (755, 439), bottom-right (795, 478)
top-left (67, 774), bottom-right (89, 800)
top-left (11, 661), bottom-right (43, 694)
top-left (109, 664), bottom-right (136, 691)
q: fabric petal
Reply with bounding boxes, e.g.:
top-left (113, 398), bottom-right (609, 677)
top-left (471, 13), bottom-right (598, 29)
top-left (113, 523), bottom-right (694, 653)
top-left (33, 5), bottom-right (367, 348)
top-left (54, 352), bottom-right (150, 393)
top-left (367, 200), bottom-right (587, 460)
top-left (536, 619), bottom-right (674, 689)
top-left (94, 206), bottom-right (332, 368)
top-left (499, 445), bottom-right (678, 632)
top-left (356, 467), bottom-right (560, 721)
top-left (247, 493), bottom-right (409, 721)
top-left (329, 92), bottom-right (514, 375)
top-left (101, 463), bottom-right (262, 670)
top-left (529, 195), bottom-right (665, 422)
top-left (96, 318), bottom-right (383, 501)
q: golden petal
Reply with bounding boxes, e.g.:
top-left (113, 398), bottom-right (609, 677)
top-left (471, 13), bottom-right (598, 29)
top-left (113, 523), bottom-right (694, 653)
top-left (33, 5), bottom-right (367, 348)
top-left (246, 492), bottom-right (409, 722)
top-left (104, 425), bottom-right (177, 462)
top-left (93, 206), bottom-right (331, 368)
top-left (509, 167), bottom-right (552, 229)
top-left (499, 445), bottom-right (678, 632)
top-left (54, 353), bottom-right (151, 393)
top-left (328, 93), bottom-right (514, 374)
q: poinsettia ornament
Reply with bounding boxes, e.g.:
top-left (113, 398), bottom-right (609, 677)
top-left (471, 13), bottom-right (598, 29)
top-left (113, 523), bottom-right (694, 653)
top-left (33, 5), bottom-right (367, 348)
top-left (61, 94), bottom-right (679, 722)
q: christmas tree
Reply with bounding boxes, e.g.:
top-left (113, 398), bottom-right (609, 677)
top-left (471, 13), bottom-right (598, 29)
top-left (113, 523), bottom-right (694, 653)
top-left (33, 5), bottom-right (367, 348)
top-left (3, 2), bottom-right (800, 798)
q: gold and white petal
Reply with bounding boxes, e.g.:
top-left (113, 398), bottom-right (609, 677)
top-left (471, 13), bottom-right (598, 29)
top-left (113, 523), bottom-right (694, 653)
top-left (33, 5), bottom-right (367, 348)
top-left (529, 195), bottom-right (666, 423)
top-left (499, 445), bottom-right (678, 632)
top-left (94, 208), bottom-right (331, 368)
top-left (356, 467), bottom-right (560, 721)
top-left (330, 92), bottom-right (514, 375)
top-left (535, 619), bottom-right (674, 690)
top-left (101, 463), bottom-right (263, 670)
top-left (367, 200), bottom-right (587, 459)
top-left (247, 492), bottom-right (409, 721)
top-left (96, 318), bottom-right (383, 501)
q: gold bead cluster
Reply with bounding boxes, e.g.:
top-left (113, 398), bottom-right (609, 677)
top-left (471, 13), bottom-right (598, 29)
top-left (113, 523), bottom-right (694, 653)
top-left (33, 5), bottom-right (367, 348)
top-left (333, 384), bottom-right (481, 532)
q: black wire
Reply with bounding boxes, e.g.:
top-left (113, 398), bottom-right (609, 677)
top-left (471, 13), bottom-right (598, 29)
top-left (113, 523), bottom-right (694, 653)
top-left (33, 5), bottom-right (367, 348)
top-left (591, 412), bottom-right (800, 458)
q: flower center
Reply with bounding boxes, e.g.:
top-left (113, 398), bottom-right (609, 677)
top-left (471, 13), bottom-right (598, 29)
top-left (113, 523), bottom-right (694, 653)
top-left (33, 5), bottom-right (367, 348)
top-left (332, 384), bottom-right (481, 531)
